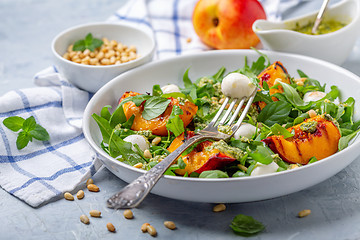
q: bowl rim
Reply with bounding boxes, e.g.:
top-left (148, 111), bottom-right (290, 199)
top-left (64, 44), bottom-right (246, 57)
top-left (252, 0), bottom-right (360, 38)
top-left (51, 21), bottom-right (156, 69)
top-left (83, 49), bottom-right (360, 183)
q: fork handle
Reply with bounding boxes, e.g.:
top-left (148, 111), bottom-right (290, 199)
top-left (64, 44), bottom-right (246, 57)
top-left (107, 134), bottom-right (206, 209)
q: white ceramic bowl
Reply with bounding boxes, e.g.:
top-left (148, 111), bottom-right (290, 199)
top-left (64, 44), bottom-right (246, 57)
top-left (52, 22), bottom-right (155, 93)
top-left (83, 50), bottom-right (360, 204)
top-left (252, 0), bottom-right (360, 65)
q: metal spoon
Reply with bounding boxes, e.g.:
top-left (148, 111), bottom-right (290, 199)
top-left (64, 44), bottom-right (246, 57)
top-left (311, 0), bottom-right (330, 34)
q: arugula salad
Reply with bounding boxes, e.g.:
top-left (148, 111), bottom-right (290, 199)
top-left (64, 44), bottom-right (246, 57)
top-left (92, 52), bottom-right (360, 179)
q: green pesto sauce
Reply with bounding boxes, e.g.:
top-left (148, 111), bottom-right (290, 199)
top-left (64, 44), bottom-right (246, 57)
top-left (206, 140), bottom-right (245, 160)
top-left (293, 19), bottom-right (347, 35)
top-left (300, 121), bottom-right (318, 133)
top-left (218, 125), bottom-right (233, 135)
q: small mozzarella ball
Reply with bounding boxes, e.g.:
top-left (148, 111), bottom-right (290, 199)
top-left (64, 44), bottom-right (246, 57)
top-left (123, 135), bottom-right (149, 152)
top-left (303, 91), bottom-right (326, 102)
top-left (161, 84), bottom-right (180, 94)
top-left (250, 161), bottom-right (279, 177)
top-left (234, 123), bottom-right (258, 139)
top-left (221, 73), bottom-right (256, 99)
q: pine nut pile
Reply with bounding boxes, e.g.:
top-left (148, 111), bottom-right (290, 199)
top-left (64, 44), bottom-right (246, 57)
top-left (63, 38), bottom-right (139, 66)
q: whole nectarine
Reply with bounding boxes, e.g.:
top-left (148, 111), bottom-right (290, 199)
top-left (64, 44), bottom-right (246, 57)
top-left (192, 0), bottom-right (266, 49)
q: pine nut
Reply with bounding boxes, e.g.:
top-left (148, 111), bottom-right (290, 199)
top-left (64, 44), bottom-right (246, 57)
top-left (107, 222), bottom-right (116, 232)
top-left (213, 203), bottom-right (226, 212)
top-left (164, 221), bottom-right (176, 230)
top-left (141, 223), bottom-right (150, 232)
top-left (134, 162), bottom-right (143, 169)
top-left (123, 209), bottom-right (133, 219)
top-left (146, 225), bottom-right (157, 237)
top-left (186, 37), bottom-right (192, 43)
top-left (290, 164), bottom-right (299, 170)
top-left (152, 137), bottom-right (161, 145)
top-left (80, 214), bottom-right (90, 224)
top-left (64, 192), bottom-right (74, 201)
top-left (87, 184), bottom-right (100, 192)
top-left (298, 209), bottom-right (311, 218)
top-left (144, 149), bottom-right (152, 159)
top-left (86, 178), bottom-right (94, 186)
top-left (89, 210), bottom-right (101, 218)
top-left (76, 190), bottom-right (84, 199)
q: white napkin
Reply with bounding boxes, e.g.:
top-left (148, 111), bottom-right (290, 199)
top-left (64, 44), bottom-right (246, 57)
top-left (0, 0), bottom-right (302, 207)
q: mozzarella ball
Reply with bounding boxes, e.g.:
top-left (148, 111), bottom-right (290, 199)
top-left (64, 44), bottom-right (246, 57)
top-left (161, 84), bottom-right (181, 94)
top-left (233, 123), bottom-right (258, 139)
top-left (123, 135), bottom-right (149, 152)
top-left (221, 73), bottom-right (256, 99)
top-left (250, 161), bottom-right (279, 177)
top-left (303, 91), bottom-right (326, 102)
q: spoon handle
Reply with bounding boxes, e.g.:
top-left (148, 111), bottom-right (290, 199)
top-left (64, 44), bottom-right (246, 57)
top-left (106, 134), bottom-right (205, 209)
top-left (312, 0), bottom-right (330, 34)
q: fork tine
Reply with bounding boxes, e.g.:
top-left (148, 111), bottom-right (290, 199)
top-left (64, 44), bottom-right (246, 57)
top-left (231, 90), bottom-right (257, 134)
top-left (208, 97), bottom-right (230, 127)
top-left (226, 97), bottom-right (246, 126)
top-left (218, 98), bottom-right (239, 125)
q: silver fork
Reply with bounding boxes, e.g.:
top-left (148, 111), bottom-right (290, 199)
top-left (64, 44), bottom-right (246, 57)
top-left (106, 90), bottom-right (257, 209)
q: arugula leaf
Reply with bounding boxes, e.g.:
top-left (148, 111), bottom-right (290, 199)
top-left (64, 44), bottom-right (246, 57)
top-left (178, 157), bottom-right (187, 169)
top-left (338, 128), bottom-right (360, 151)
top-left (212, 67), bottom-right (226, 82)
top-left (92, 113), bottom-right (114, 144)
top-left (3, 116), bottom-right (50, 150)
top-left (142, 96), bottom-right (171, 120)
top-left (257, 101), bottom-right (292, 126)
top-left (199, 170), bottom-right (229, 178)
top-left (72, 33), bottom-right (103, 52)
top-left (270, 123), bottom-right (293, 139)
top-left (152, 84), bottom-right (163, 96)
top-left (166, 105), bottom-right (185, 137)
top-left (230, 214), bottom-right (265, 236)
top-left (100, 105), bottom-right (112, 121)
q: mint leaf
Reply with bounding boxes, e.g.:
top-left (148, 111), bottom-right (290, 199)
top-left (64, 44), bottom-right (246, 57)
top-left (199, 170), bottom-right (229, 178)
top-left (248, 145), bottom-right (273, 165)
top-left (257, 101), bottom-right (292, 126)
top-left (270, 123), bottom-right (293, 139)
top-left (22, 116), bottom-right (37, 132)
top-left (142, 97), bottom-right (171, 120)
top-left (16, 131), bottom-right (31, 150)
top-left (72, 33), bottom-right (103, 52)
top-left (3, 116), bottom-right (50, 150)
top-left (3, 116), bottom-right (25, 131)
top-left (230, 214), bottom-right (265, 236)
top-left (29, 124), bottom-right (50, 141)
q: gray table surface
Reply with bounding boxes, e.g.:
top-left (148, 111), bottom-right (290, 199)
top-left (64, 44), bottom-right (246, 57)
top-left (1, 0), bottom-right (360, 239)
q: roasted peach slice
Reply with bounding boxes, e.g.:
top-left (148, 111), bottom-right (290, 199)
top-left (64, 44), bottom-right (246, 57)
top-left (256, 61), bottom-right (291, 109)
top-left (119, 91), bottom-right (198, 136)
top-left (262, 115), bottom-right (341, 165)
top-left (168, 132), bottom-right (236, 175)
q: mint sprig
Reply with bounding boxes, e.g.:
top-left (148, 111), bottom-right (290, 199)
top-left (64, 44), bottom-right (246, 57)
top-left (3, 116), bottom-right (50, 150)
top-left (72, 33), bottom-right (103, 52)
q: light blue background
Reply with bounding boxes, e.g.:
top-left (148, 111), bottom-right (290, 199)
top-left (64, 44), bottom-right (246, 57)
top-left (1, 0), bottom-right (360, 239)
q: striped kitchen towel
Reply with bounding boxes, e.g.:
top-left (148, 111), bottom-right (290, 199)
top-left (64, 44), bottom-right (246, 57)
top-left (0, 0), bottom-right (302, 207)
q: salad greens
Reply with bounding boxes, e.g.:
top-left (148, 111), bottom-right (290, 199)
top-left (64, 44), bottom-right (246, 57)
top-left (230, 214), bottom-right (265, 236)
top-left (92, 51), bottom-right (360, 178)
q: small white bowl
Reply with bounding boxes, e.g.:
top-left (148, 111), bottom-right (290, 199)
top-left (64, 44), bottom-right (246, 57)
top-left (51, 22), bottom-right (155, 92)
top-left (252, 0), bottom-right (360, 65)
